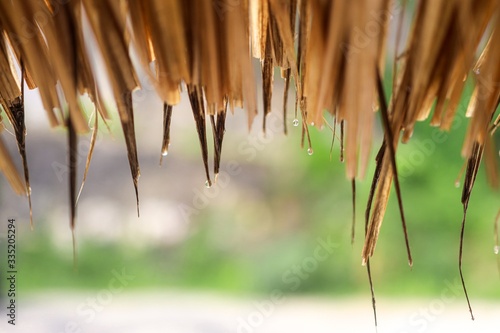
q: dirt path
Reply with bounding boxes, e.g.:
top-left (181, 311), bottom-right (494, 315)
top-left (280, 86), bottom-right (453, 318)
top-left (1, 291), bottom-right (499, 333)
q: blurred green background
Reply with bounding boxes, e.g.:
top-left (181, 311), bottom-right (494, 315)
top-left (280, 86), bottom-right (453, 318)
top-left (4, 70), bottom-right (499, 301)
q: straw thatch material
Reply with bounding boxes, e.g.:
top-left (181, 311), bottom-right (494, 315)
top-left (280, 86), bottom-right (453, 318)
top-left (0, 0), bottom-right (499, 322)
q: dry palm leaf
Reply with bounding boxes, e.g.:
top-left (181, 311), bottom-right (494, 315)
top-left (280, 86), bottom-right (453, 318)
top-left (77, 110), bottom-right (99, 203)
top-left (188, 84), bottom-right (212, 187)
top-left (0, 23), bottom-right (32, 225)
top-left (0, 132), bottom-right (26, 196)
top-left (363, 0), bottom-right (500, 265)
top-left (0, 0), bottom-right (61, 127)
top-left (160, 103), bottom-right (173, 164)
top-left (82, 0), bottom-right (141, 215)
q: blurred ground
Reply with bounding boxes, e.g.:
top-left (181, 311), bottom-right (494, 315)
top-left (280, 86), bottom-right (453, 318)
top-left (0, 292), bottom-right (499, 333)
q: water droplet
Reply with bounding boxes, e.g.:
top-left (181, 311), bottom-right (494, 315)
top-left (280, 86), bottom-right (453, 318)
top-left (307, 148), bottom-right (314, 156)
top-left (474, 68), bottom-right (480, 75)
top-left (310, 122), bottom-right (315, 126)
top-left (454, 181), bottom-right (460, 188)
top-left (161, 150), bottom-right (168, 157)
top-left (293, 119), bottom-right (299, 127)
top-left (494, 245), bottom-right (499, 255)
top-left (205, 180), bottom-right (212, 188)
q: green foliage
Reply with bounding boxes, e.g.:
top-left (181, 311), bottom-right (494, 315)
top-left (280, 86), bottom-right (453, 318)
top-left (12, 78), bottom-right (500, 300)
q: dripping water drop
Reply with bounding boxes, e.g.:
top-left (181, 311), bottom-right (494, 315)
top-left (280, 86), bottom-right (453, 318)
top-left (161, 150), bottom-right (168, 157)
top-left (307, 148), bottom-right (314, 156)
top-left (454, 181), bottom-right (460, 188)
top-left (293, 119), bottom-right (299, 127)
top-left (205, 180), bottom-right (212, 188)
top-left (494, 245), bottom-right (499, 255)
